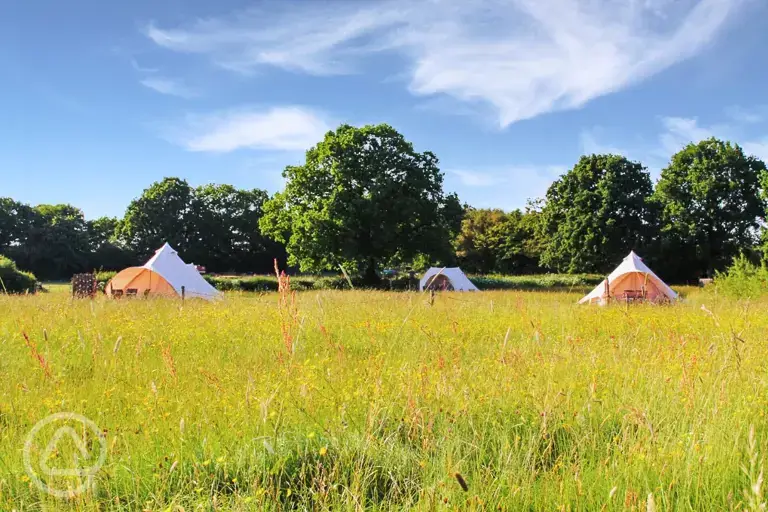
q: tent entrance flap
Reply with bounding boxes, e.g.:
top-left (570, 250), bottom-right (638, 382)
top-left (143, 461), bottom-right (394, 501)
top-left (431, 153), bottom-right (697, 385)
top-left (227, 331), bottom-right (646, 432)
top-left (106, 268), bottom-right (177, 297)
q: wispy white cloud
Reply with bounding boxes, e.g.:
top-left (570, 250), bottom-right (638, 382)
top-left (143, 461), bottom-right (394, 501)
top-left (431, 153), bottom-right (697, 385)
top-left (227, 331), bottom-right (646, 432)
top-left (661, 117), bottom-right (768, 163)
top-left (145, 0), bottom-right (743, 127)
top-left (658, 116), bottom-right (768, 170)
top-left (658, 116), bottom-right (722, 155)
top-left (171, 106), bottom-right (332, 152)
top-left (144, 5), bottom-right (404, 76)
top-left (140, 77), bottom-right (199, 98)
top-left (449, 169), bottom-right (506, 187)
top-left (580, 112), bottom-right (768, 178)
top-left (656, 115), bottom-right (768, 159)
top-left (580, 128), bottom-right (628, 156)
top-left (130, 58), bottom-right (158, 74)
top-left (742, 139), bottom-right (768, 163)
top-left (446, 165), bottom-right (567, 209)
top-left (725, 105), bottom-right (765, 124)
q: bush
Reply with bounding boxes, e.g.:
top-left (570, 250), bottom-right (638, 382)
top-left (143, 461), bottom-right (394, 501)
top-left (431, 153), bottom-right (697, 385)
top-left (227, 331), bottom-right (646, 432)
top-left (202, 274), bottom-right (417, 292)
top-left (713, 255), bottom-right (768, 299)
top-left (0, 255), bottom-right (38, 294)
top-left (95, 270), bottom-right (118, 284)
top-left (469, 273), bottom-right (604, 291)
top-left (313, 274), bottom-right (420, 290)
top-left (93, 271), bottom-right (118, 292)
top-left (311, 276), bottom-right (351, 290)
top-left (204, 275), bottom-right (275, 292)
top-left (204, 275), bottom-right (316, 292)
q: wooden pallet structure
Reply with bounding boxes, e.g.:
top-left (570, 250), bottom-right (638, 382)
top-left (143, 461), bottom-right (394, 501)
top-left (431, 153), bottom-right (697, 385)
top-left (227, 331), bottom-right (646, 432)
top-left (71, 273), bottom-right (98, 299)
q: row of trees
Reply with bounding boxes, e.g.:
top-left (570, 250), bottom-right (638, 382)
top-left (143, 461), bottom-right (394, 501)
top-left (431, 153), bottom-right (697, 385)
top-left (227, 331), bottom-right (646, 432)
top-left (1, 124), bottom-right (766, 283)
top-left (455, 140), bottom-right (768, 281)
top-left (0, 201), bottom-right (132, 280)
top-left (258, 126), bottom-right (768, 282)
top-left (0, 183), bottom-right (284, 280)
top-left (451, 206), bottom-right (543, 275)
top-left (536, 144), bottom-right (767, 281)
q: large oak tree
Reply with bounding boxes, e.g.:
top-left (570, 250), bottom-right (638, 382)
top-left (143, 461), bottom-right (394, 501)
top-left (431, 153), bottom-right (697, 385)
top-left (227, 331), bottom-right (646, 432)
top-left (538, 154), bottom-right (656, 274)
top-left (260, 124), bottom-right (461, 283)
top-left (117, 177), bottom-right (194, 259)
top-left (655, 138), bottom-right (767, 280)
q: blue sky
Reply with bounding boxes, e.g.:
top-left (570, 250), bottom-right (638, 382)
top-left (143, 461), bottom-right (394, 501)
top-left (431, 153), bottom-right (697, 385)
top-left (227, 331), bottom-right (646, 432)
top-left (1, 0), bottom-right (767, 219)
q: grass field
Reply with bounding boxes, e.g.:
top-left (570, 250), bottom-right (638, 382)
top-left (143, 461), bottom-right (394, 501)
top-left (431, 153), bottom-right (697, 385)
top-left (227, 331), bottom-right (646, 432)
top-left (2, 284), bottom-right (767, 510)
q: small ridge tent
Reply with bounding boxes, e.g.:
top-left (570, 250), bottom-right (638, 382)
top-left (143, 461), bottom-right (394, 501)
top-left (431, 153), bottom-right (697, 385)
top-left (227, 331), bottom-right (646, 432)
top-left (419, 267), bottom-right (479, 291)
top-left (579, 251), bottom-right (677, 305)
top-left (106, 243), bottom-right (221, 300)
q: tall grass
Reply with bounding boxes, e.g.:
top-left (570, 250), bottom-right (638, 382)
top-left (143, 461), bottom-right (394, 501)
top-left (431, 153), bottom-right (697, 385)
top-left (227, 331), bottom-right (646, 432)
top-left (1, 286), bottom-right (767, 509)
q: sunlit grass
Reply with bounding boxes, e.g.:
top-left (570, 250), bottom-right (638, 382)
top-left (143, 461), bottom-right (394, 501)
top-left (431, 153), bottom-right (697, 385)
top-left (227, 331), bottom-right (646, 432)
top-left (1, 286), bottom-right (767, 510)
top-left (41, 282), bottom-right (72, 294)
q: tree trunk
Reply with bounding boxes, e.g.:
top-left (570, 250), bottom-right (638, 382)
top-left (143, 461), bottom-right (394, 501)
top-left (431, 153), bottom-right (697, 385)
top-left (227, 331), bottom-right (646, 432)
top-left (363, 258), bottom-right (381, 287)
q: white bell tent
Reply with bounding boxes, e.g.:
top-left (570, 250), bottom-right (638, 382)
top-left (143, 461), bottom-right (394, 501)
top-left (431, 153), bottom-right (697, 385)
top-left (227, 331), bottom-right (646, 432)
top-left (419, 267), bottom-right (479, 292)
top-left (579, 251), bottom-right (677, 305)
top-left (144, 243), bottom-right (221, 300)
top-left (106, 243), bottom-right (221, 300)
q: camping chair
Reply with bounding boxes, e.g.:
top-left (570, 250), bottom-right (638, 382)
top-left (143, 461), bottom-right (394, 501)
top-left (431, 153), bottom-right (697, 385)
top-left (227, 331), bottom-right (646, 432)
top-left (111, 289), bottom-right (123, 298)
top-left (126, 288), bottom-right (138, 297)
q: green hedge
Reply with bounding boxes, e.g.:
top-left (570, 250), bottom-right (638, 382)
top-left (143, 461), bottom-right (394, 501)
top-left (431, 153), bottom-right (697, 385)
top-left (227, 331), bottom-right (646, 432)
top-left (0, 255), bottom-right (38, 294)
top-left (203, 275), bottom-right (317, 292)
top-left (470, 273), bottom-right (604, 290)
top-left (204, 273), bottom-right (603, 292)
top-left (312, 275), bottom-right (414, 290)
top-left (92, 269), bottom-right (603, 293)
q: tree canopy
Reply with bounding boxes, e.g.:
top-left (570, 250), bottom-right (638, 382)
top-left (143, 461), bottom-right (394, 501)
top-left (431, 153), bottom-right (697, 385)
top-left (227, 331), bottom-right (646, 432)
top-left (538, 154), bottom-right (656, 274)
top-left (1, 199), bottom-right (133, 279)
top-left (0, 198), bottom-right (35, 249)
top-left (118, 177), bottom-right (194, 259)
top-left (4, 204), bottom-right (91, 280)
top-left (1, 180), bottom-right (281, 279)
top-left (455, 208), bottom-right (542, 274)
top-left (186, 184), bottom-right (285, 273)
top-left (260, 124), bottom-right (461, 283)
top-left (655, 138), bottom-right (767, 281)
top-left (118, 178), bottom-right (283, 273)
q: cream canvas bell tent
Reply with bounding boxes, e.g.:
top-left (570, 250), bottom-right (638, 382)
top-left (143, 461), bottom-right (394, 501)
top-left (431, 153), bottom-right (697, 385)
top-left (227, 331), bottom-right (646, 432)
top-left (579, 251), bottom-right (677, 305)
top-left (419, 267), bottom-right (479, 291)
top-left (106, 243), bottom-right (221, 300)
